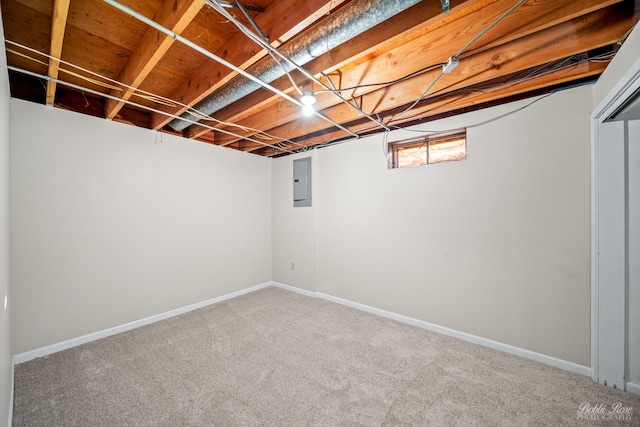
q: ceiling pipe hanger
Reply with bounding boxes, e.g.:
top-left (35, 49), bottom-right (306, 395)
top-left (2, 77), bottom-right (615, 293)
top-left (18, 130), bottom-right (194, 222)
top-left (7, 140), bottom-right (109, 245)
top-left (218, 1), bottom-right (264, 13)
top-left (233, 0), bottom-right (269, 43)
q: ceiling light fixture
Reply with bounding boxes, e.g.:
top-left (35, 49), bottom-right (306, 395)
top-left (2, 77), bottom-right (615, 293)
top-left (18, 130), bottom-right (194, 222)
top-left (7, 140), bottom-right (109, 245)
top-left (301, 91), bottom-right (316, 116)
top-left (301, 91), bottom-right (316, 105)
top-left (302, 104), bottom-right (315, 116)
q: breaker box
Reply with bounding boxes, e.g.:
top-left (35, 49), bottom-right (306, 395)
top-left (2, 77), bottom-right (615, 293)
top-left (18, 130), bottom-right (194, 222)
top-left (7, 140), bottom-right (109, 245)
top-left (293, 157), bottom-right (311, 207)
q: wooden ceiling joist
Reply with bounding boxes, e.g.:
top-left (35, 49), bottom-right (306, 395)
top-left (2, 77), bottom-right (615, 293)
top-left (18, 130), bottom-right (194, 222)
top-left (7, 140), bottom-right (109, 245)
top-left (209, 0), bottom-right (620, 142)
top-left (46, 0), bottom-right (71, 106)
top-left (198, 0), bottom-right (629, 146)
top-left (149, 0), bottom-right (351, 130)
top-left (252, 60), bottom-right (608, 156)
top-left (1, 0), bottom-right (636, 156)
top-left (185, 0), bottom-right (482, 140)
top-left (104, 0), bottom-right (205, 120)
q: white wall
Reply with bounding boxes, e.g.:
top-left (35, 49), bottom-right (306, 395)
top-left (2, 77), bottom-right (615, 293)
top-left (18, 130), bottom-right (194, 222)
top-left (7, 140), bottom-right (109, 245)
top-left (629, 119), bottom-right (640, 385)
top-left (11, 100), bottom-right (272, 354)
top-left (0, 6), bottom-right (12, 426)
top-left (591, 20), bottom-right (640, 389)
top-left (272, 151), bottom-right (318, 291)
top-left (273, 85), bottom-right (592, 367)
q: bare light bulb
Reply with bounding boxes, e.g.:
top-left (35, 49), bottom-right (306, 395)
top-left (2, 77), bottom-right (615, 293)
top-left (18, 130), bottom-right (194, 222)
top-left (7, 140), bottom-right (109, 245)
top-left (302, 104), bottom-right (315, 116)
top-left (300, 91), bottom-right (316, 105)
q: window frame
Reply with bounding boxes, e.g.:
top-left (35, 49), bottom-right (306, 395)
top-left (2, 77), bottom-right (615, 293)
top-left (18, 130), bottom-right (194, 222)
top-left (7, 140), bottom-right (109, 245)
top-left (388, 129), bottom-right (467, 169)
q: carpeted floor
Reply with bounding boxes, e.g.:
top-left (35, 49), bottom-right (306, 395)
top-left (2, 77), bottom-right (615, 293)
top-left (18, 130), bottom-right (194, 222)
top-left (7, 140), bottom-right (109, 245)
top-left (12, 286), bottom-right (640, 426)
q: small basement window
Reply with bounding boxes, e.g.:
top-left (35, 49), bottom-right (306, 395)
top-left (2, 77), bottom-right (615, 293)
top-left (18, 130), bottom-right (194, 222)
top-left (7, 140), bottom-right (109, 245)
top-left (389, 130), bottom-right (466, 168)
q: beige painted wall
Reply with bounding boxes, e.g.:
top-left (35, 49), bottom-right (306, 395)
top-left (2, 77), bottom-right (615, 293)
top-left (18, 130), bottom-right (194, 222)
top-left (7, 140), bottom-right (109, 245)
top-left (0, 7), bottom-right (12, 426)
top-left (10, 100), bottom-right (272, 354)
top-left (273, 85), bottom-right (592, 366)
top-left (591, 24), bottom-right (640, 386)
top-left (272, 151), bottom-right (318, 291)
top-left (629, 119), bottom-right (640, 385)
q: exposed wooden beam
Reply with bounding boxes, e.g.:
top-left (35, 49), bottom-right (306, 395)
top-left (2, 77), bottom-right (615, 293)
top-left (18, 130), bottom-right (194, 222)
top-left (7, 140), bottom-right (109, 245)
top-left (46, 0), bottom-right (71, 106)
top-left (252, 60), bottom-right (608, 155)
top-left (104, 0), bottom-right (205, 120)
top-left (199, 0), bottom-right (623, 145)
top-left (196, 132), bottom-right (215, 144)
top-left (292, 62), bottom-right (607, 154)
top-left (55, 88), bottom-right (105, 118)
top-left (149, 0), bottom-right (351, 130)
top-left (186, 0), bottom-right (484, 139)
top-left (112, 107), bottom-right (151, 128)
top-left (450, 0), bottom-right (623, 57)
top-left (210, 3), bottom-right (632, 146)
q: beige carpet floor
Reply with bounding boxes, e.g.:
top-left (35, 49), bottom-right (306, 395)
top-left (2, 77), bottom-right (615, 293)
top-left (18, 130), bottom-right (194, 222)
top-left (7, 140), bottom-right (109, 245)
top-left (12, 286), bottom-right (640, 426)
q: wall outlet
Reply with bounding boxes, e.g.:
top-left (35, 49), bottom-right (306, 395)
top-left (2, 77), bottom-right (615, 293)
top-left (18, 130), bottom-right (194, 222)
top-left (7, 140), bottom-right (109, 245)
top-left (291, 262), bottom-right (295, 271)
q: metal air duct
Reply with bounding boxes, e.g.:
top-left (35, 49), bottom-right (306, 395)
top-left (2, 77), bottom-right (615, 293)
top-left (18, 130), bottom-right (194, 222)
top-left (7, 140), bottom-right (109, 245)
top-left (168, 0), bottom-right (421, 131)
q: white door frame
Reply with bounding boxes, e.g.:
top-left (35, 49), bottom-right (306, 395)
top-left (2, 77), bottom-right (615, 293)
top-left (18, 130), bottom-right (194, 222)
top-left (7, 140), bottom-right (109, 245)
top-left (591, 55), bottom-right (640, 389)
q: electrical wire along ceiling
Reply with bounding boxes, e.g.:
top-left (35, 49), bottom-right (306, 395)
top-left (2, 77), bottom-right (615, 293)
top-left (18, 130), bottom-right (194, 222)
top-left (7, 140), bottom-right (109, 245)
top-left (1, 0), bottom-right (637, 156)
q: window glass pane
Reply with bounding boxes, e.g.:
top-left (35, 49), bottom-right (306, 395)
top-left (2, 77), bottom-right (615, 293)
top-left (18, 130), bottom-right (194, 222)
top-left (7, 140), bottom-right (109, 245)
top-left (388, 130), bottom-right (466, 169)
top-left (396, 144), bottom-right (426, 168)
top-left (428, 137), bottom-right (466, 164)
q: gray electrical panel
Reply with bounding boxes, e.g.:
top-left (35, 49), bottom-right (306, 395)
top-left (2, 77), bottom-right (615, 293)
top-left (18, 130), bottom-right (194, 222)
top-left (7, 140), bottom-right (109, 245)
top-left (293, 157), bottom-right (311, 207)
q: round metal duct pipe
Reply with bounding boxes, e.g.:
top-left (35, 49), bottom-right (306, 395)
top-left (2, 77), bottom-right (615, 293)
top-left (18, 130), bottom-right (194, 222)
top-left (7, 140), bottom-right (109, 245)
top-left (168, 0), bottom-right (421, 131)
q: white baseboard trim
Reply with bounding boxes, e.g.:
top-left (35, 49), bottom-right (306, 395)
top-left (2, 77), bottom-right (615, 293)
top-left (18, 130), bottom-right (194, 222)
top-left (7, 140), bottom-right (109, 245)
top-left (271, 281), bottom-right (317, 298)
top-left (271, 281), bottom-right (590, 377)
top-left (13, 281), bottom-right (272, 364)
top-left (12, 280), bottom-right (592, 380)
top-left (627, 382), bottom-right (640, 395)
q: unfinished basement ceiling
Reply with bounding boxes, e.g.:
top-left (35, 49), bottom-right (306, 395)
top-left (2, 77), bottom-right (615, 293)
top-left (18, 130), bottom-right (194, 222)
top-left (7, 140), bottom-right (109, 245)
top-left (1, 0), bottom-right (638, 156)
